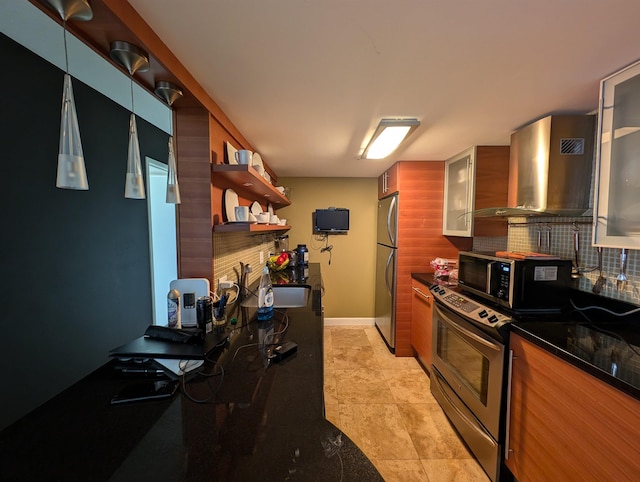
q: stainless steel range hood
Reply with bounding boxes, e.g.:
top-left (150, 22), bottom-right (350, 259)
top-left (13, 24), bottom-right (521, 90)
top-left (473, 114), bottom-right (596, 218)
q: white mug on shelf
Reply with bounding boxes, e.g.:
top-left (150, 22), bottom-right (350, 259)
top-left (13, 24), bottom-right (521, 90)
top-left (234, 206), bottom-right (249, 222)
top-left (235, 149), bottom-right (253, 165)
top-left (256, 212), bottom-right (270, 224)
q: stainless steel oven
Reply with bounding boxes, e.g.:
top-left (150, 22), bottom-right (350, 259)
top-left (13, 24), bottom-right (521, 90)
top-left (430, 285), bottom-right (512, 482)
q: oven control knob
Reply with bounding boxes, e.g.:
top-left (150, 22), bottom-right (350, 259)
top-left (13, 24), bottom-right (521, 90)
top-left (478, 310), bottom-right (488, 318)
top-left (488, 314), bottom-right (499, 323)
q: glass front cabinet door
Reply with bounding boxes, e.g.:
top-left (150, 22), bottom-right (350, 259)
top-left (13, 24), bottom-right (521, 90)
top-left (443, 147), bottom-right (475, 237)
top-left (594, 59), bottom-right (640, 248)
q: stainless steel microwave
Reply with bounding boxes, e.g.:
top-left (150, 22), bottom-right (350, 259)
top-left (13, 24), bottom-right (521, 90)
top-left (457, 251), bottom-right (573, 311)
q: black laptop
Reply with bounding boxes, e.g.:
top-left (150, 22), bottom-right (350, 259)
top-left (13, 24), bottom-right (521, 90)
top-left (109, 328), bottom-right (229, 360)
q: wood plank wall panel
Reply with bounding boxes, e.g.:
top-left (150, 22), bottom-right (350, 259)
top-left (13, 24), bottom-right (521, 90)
top-left (507, 334), bottom-right (640, 481)
top-left (210, 115), bottom-right (230, 228)
top-left (473, 146), bottom-right (510, 237)
top-left (394, 162), bottom-right (472, 356)
top-left (175, 106), bottom-right (213, 281)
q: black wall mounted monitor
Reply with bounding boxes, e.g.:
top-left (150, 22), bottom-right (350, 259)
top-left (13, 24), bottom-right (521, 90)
top-left (313, 208), bottom-right (349, 234)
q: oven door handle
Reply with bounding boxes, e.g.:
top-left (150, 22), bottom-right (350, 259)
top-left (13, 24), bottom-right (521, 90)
top-left (434, 304), bottom-right (501, 352)
top-left (432, 370), bottom-right (497, 447)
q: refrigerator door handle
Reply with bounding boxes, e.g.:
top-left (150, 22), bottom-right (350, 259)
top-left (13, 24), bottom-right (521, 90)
top-left (387, 195), bottom-right (397, 247)
top-left (384, 250), bottom-right (394, 295)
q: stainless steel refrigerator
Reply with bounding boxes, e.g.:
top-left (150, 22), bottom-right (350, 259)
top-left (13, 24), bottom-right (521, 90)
top-left (375, 194), bottom-right (398, 352)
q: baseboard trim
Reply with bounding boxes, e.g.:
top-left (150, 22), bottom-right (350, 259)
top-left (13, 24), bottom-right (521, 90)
top-left (324, 318), bottom-right (375, 326)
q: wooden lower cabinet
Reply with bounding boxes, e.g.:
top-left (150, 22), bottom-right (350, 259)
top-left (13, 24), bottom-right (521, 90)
top-left (410, 279), bottom-right (433, 370)
top-left (506, 334), bottom-right (640, 482)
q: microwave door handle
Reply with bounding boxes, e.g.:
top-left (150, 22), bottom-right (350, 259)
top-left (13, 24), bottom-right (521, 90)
top-left (486, 261), bottom-right (495, 294)
top-left (435, 305), bottom-right (501, 351)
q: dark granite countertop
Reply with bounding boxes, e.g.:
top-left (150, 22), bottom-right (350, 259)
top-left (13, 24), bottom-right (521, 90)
top-left (412, 271), bottom-right (640, 401)
top-left (511, 301), bottom-right (640, 402)
top-left (0, 263), bottom-right (383, 481)
top-left (412, 272), bottom-right (457, 288)
top-left (411, 271), bottom-right (458, 288)
top-left (411, 272), bottom-right (435, 286)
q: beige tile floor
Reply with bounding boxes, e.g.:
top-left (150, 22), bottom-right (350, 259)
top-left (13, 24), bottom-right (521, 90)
top-left (324, 325), bottom-right (490, 482)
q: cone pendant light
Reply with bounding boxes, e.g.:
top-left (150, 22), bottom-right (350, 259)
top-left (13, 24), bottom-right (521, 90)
top-left (125, 113), bottom-right (145, 198)
top-left (40, 0), bottom-right (93, 190)
top-left (57, 73), bottom-right (88, 189)
top-left (165, 137), bottom-right (180, 204)
top-left (154, 81), bottom-right (184, 204)
top-left (110, 41), bottom-right (150, 199)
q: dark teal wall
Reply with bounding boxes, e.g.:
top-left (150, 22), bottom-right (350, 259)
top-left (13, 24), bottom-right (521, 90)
top-left (0, 33), bottom-right (170, 430)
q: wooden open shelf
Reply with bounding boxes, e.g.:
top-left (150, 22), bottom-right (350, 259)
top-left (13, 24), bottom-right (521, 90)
top-left (213, 223), bottom-right (291, 233)
top-left (211, 164), bottom-right (291, 208)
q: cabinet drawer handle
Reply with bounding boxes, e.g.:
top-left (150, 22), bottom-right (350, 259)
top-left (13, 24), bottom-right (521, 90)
top-left (505, 350), bottom-right (514, 460)
top-left (412, 286), bottom-right (431, 300)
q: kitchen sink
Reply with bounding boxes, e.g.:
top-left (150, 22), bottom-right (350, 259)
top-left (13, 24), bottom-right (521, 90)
top-left (241, 286), bottom-right (310, 309)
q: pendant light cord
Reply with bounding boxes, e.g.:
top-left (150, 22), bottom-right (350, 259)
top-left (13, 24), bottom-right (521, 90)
top-left (130, 74), bottom-right (135, 114)
top-left (63, 19), bottom-right (69, 73)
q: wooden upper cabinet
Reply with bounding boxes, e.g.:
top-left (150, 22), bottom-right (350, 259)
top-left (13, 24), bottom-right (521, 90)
top-left (442, 146), bottom-right (510, 237)
top-left (378, 163), bottom-right (399, 199)
top-left (506, 334), bottom-right (640, 482)
top-left (594, 59), bottom-right (640, 248)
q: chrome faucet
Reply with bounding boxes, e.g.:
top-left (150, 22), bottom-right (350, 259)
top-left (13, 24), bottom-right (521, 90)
top-left (239, 262), bottom-right (252, 300)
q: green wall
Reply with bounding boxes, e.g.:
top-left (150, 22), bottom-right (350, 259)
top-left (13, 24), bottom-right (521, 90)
top-left (277, 178), bottom-right (377, 318)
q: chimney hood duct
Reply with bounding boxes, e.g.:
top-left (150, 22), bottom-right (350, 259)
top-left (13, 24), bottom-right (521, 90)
top-left (473, 114), bottom-right (596, 218)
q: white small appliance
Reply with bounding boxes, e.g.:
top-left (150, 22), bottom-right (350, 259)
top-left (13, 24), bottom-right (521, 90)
top-left (169, 278), bottom-right (211, 327)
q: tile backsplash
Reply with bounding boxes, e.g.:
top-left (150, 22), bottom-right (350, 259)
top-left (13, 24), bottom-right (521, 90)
top-left (213, 224), bottom-right (638, 306)
top-left (213, 233), bottom-right (277, 293)
top-left (477, 216), bottom-right (639, 304)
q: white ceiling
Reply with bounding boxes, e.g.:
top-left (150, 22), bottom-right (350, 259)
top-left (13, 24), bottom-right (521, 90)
top-left (128, 0), bottom-right (640, 178)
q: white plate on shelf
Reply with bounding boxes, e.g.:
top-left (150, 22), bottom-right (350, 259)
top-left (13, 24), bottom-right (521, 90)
top-left (223, 189), bottom-right (239, 222)
top-left (225, 142), bottom-right (238, 165)
top-left (250, 201), bottom-right (262, 216)
top-left (267, 203), bottom-right (274, 215)
top-left (252, 152), bottom-right (263, 169)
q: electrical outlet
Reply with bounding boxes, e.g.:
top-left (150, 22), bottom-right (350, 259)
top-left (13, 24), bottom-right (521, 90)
top-left (217, 276), bottom-right (227, 290)
top-left (260, 251), bottom-right (264, 263)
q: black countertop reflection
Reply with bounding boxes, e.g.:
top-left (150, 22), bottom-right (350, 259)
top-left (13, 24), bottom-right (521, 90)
top-left (0, 264), bottom-right (383, 481)
top-left (512, 306), bottom-right (640, 401)
top-left (412, 272), bottom-right (640, 401)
